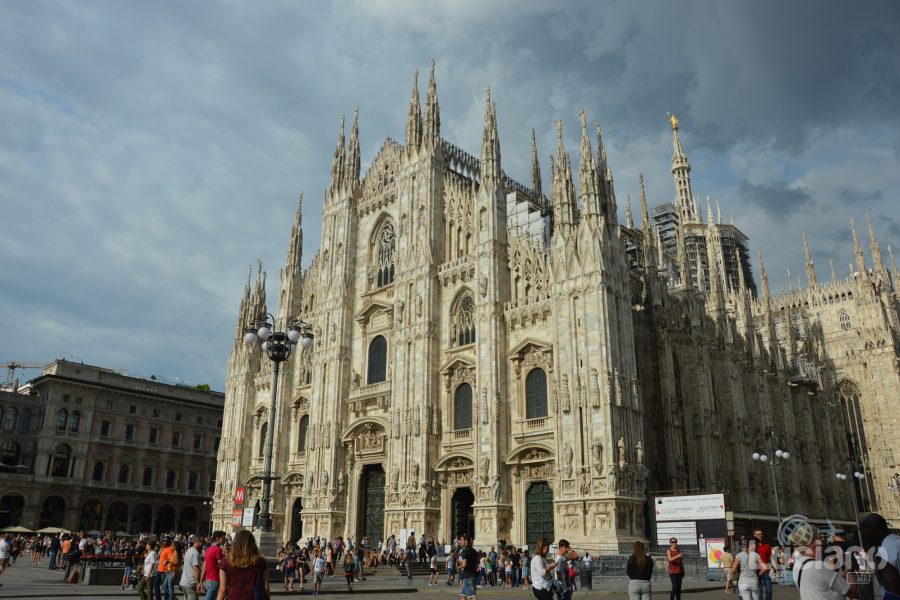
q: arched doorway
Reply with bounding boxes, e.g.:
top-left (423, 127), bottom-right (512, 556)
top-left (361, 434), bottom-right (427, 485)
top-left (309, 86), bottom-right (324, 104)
top-left (38, 496), bottom-right (66, 529)
top-left (180, 506), bottom-right (198, 534)
top-left (80, 499), bottom-right (103, 531)
top-left (131, 503), bottom-right (152, 533)
top-left (525, 482), bottom-right (554, 546)
top-left (358, 465), bottom-right (385, 542)
top-left (0, 494), bottom-right (25, 528)
top-left (290, 498), bottom-right (303, 543)
top-left (156, 505), bottom-right (175, 533)
top-left (451, 487), bottom-right (475, 540)
top-left (107, 501), bottom-right (129, 533)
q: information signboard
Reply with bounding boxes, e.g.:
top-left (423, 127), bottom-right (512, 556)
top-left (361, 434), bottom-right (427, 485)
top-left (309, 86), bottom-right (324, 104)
top-left (654, 493), bottom-right (725, 522)
top-left (231, 509), bottom-right (243, 526)
top-left (242, 507), bottom-right (255, 527)
top-left (655, 521), bottom-right (698, 546)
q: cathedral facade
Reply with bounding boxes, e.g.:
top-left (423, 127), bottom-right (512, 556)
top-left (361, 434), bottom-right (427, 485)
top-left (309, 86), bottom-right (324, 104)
top-left (212, 65), bottom-right (900, 549)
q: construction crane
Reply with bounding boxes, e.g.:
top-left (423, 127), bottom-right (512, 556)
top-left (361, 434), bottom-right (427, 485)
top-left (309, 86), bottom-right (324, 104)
top-left (2, 362), bottom-right (45, 387)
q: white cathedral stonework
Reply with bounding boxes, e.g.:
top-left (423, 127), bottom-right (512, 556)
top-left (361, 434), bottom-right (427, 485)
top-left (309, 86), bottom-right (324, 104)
top-left (212, 64), bottom-right (900, 550)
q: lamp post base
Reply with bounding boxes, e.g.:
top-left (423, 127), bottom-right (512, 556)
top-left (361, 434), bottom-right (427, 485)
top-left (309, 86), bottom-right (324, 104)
top-left (252, 528), bottom-right (281, 562)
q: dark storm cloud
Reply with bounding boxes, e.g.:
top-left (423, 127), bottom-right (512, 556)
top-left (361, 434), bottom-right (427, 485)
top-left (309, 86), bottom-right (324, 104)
top-left (0, 0), bottom-right (898, 387)
top-left (738, 179), bottom-right (813, 218)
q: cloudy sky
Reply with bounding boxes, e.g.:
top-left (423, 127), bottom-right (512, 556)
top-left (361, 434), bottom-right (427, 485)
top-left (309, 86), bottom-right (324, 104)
top-left (1, 1), bottom-right (898, 389)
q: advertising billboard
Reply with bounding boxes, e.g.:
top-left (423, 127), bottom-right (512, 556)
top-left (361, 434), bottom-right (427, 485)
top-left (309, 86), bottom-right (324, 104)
top-left (654, 493), bottom-right (725, 522)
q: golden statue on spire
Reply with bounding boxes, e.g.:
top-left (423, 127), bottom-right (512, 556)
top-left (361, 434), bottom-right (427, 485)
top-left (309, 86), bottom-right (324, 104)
top-left (668, 112), bottom-right (679, 130)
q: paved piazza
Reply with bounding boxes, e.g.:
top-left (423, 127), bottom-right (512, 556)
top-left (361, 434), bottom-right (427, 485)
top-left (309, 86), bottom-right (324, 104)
top-left (0, 559), bottom-right (802, 599)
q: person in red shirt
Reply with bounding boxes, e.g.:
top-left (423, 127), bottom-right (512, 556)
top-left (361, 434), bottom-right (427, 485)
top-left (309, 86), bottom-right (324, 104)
top-left (753, 529), bottom-right (773, 600)
top-left (203, 532), bottom-right (227, 600)
top-left (667, 538), bottom-right (684, 600)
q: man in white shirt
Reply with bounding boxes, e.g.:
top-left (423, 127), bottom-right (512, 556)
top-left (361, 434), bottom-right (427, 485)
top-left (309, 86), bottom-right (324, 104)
top-left (860, 512), bottom-right (900, 598)
top-left (179, 537), bottom-right (203, 600)
top-left (0, 533), bottom-right (12, 584)
top-left (139, 543), bottom-right (158, 600)
top-left (792, 536), bottom-right (857, 600)
top-left (313, 551), bottom-right (326, 595)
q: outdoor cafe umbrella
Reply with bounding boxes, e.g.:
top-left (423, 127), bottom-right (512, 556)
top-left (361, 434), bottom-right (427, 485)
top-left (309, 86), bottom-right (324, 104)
top-left (85, 529), bottom-right (102, 536)
top-left (35, 526), bottom-right (69, 534)
top-left (0, 525), bottom-right (32, 533)
top-left (114, 531), bottom-right (134, 538)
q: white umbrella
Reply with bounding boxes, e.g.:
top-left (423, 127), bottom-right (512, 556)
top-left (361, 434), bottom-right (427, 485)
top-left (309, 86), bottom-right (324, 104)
top-left (35, 526), bottom-right (69, 534)
top-left (0, 525), bottom-right (33, 533)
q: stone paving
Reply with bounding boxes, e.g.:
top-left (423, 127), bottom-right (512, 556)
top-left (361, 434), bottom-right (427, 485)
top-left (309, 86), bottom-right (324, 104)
top-left (0, 559), bottom-right (802, 599)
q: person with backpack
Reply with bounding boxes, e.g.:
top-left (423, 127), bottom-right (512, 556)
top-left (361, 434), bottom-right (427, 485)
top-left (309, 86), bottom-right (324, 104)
top-left (343, 553), bottom-right (355, 593)
top-left (281, 549), bottom-right (297, 593)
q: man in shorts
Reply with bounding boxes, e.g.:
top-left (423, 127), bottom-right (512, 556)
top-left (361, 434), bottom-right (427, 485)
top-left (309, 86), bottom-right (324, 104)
top-left (313, 550), bottom-right (326, 595)
top-left (0, 533), bottom-right (11, 586)
top-left (458, 533), bottom-right (478, 600)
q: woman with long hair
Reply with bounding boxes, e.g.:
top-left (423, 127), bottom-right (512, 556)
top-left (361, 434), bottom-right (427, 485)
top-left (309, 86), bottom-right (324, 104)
top-left (529, 537), bottom-right (558, 600)
top-left (734, 539), bottom-right (760, 600)
top-left (627, 540), bottom-right (653, 599)
top-left (666, 538), bottom-right (684, 600)
top-left (216, 530), bottom-right (270, 600)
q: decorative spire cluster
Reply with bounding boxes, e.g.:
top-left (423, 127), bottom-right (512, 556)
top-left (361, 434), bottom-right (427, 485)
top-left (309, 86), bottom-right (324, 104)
top-left (480, 87), bottom-right (501, 188)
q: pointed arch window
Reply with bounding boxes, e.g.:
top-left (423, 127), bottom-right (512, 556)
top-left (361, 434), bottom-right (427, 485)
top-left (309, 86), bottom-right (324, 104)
top-left (453, 383), bottom-right (473, 431)
top-left (452, 294), bottom-right (476, 346)
top-left (839, 310), bottom-right (851, 331)
top-left (376, 222), bottom-right (396, 287)
top-left (367, 335), bottom-right (388, 384)
top-left (298, 415), bottom-right (309, 453)
top-left (525, 368), bottom-right (549, 419)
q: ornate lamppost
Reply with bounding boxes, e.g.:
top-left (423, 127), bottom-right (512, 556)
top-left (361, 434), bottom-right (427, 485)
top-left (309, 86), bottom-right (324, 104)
top-left (751, 428), bottom-right (791, 524)
top-left (242, 314), bottom-right (313, 530)
top-left (834, 458), bottom-right (866, 534)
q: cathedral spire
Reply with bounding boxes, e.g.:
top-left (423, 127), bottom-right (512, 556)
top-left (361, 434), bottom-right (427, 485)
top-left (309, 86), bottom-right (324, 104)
top-left (802, 232), bottom-right (816, 288)
top-left (405, 69), bottom-right (422, 152)
top-left (625, 195), bottom-right (634, 228)
top-left (578, 110), bottom-right (599, 218)
top-left (551, 119), bottom-right (576, 229)
top-left (850, 218), bottom-right (869, 278)
top-left (669, 112), bottom-right (695, 225)
top-left (889, 245), bottom-right (898, 277)
top-left (345, 109), bottom-right (360, 189)
top-left (329, 115), bottom-right (346, 192)
top-left (422, 59), bottom-right (440, 151)
top-left (866, 213), bottom-right (886, 274)
top-left (530, 128), bottom-right (542, 200)
top-left (706, 196), bottom-right (715, 227)
top-left (595, 121), bottom-right (614, 221)
top-left (287, 193), bottom-right (304, 273)
top-left (480, 87), bottom-right (501, 189)
top-left (639, 173), bottom-right (655, 268)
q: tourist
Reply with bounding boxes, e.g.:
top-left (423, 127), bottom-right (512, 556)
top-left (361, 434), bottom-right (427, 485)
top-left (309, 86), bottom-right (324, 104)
top-left (404, 548), bottom-right (414, 580)
top-left (753, 530), bottom-right (773, 600)
top-left (313, 549), bottom-right (326, 595)
top-left (202, 531), bottom-right (226, 600)
top-left (720, 544), bottom-right (735, 593)
top-left (216, 530), bottom-right (269, 600)
top-left (0, 533), bottom-right (11, 586)
top-left (553, 539), bottom-right (579, 599)
top-left (521, 549), bottom-right (531, 588)
top-left (298, 544), bottom-right (310, 589)
top-left (860, 512), bottom-right (900, 598)
top-left (48, 533), bottom-right (61, 570)
top-left (667, 537), bottom-right (684, 600)
top-left (430, 548), bottom-right (439, 585)
top-left (792, 530), bottom-right (855, 600)
top-left (510, 547), bottom-right (521, 588)
top-left (447, 551), bottom-right (457, 585)
top-left (180, 536), bottom-right (204, 600)
top-left (458, 533), bottom-right (479, 600)
top-left (734, 539), bottom-right (761, 600)
top-left (139, 542), bottom-right (159, 600)
top-left (280, 548), bottom-right (297, 593)
top-left (627, 540), bottom-right (653, 600)
top-left (158, 538), bottom-right (179, 600)
top-left (343, 552), bottom-right (355, 593)
top-left (355, 541), bottom-right (366, 581)
top-left (529, 537), bottom-right (555, 600)
top-left (122, 540), bottom-right (135, 590)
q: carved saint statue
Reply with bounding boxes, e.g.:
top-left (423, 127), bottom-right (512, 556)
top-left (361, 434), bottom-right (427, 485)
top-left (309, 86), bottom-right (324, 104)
top-left (415, 293), bottom-right (423, 318)
top-left (396, 298), bottom-right (405, 324)
top-left (617, 436), bottom-right (626, 467)
top-left (479, 275), bottom-right (488, 297)
top-left (490, 475), bottom-right (501, 503)
top-left (321, 470), bottom-right (329, 489)
top-left (390, 465), bottom-right (400, 491)
top-left (635, 441), bottom-right (644, 465)
top-left (592, 442), bottom-right (604, 474)
top-left (479, 456), bottom-right (490, 484)
top-left (411, 461), bottom-right (420, 483)
top-left (562, 443), bottom-right (574, 478)
top-left (337, 469), bottom-right (346, 494)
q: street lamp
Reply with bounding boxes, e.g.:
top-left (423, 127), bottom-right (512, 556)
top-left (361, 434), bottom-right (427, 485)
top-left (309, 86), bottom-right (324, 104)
top-left (751, 428), bottom-right (791, 524)
top-left (835, 459), bottom-right (867, 535)
top-left (243, 313), bottom-right (313, 530)
top-left (202, 499), bottom-right (215, 536)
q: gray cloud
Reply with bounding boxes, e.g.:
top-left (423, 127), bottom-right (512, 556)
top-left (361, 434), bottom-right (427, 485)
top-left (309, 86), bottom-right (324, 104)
top-left (840, 189), bottom-right (884, 204)
top-left (0, 1), bottom-right (898, 388)
top-left (738, 179), bottom-right (813, 218)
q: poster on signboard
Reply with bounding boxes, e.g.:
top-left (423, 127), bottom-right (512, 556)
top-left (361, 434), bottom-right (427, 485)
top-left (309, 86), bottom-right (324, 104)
top-left (242, 507), bottom-right (255, 527)
top-left (231, 509), bottom-right (242, 526)
top-left (705, 539), bottom-right (726, 569)
top-left (655, 493), bottom-right (726, 522)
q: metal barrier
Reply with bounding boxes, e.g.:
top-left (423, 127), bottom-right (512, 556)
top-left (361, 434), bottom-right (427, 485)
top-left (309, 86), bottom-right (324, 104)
top-left (571, 551), bottom-right (708, 583)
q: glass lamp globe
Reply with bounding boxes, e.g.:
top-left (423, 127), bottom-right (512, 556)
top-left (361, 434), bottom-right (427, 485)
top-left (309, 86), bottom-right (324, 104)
top-left (855, 472), bottom-right (864, 479)
top-left (257, 325), bottom-right (272, 340)
top-left (287, 327), bottom-right (301, 343)
top-left (760, 454), bottom-right (769, 462)
top-left (782, 452), bottom-right (790, 460)
top-left (752, 452), bottom-right (760, 461)
top-left (261, 341), bottom-right (269, 353)
top-left (776, 450), bottom-right (784, 458)
top-left (835, 473), bottom-right (842, 479)
top-left (243, 331), bottom-right (258, 345)
top-left (300, 333), bottom-right (314, 349)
